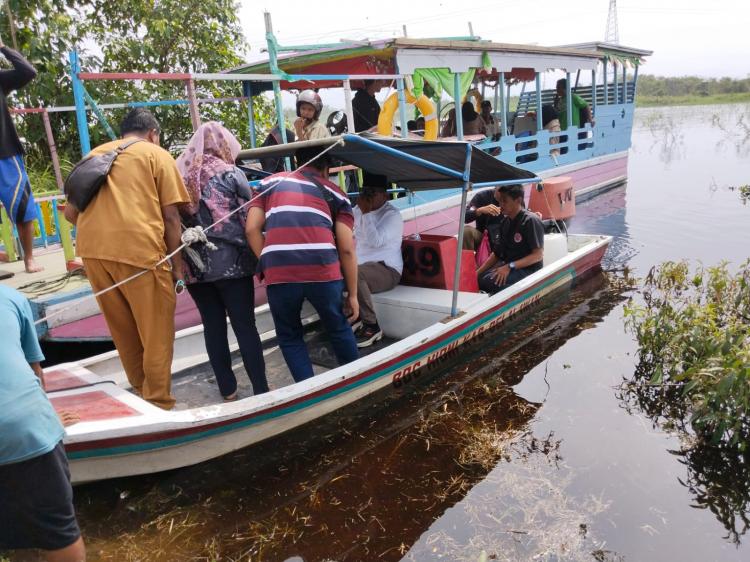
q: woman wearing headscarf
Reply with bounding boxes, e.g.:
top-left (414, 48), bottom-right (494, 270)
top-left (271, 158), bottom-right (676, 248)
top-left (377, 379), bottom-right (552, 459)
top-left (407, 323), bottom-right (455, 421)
top-left (176, 122), bottom-right (268, 401)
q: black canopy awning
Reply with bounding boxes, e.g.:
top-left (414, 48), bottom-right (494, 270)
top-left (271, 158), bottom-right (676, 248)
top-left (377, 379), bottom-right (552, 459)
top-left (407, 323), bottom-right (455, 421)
top-left (236, 133), bottom-right (536, 190)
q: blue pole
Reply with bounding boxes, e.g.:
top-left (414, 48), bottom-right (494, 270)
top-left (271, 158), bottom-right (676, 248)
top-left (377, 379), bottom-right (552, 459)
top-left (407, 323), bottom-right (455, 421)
top-left (451, 142), bottom-right (473, 316)
top-left (591, 68), bottom-right (597, 117)
top-left (622, 64), bottom-right (627, 104)
top-left (565, 71), bottom-right (573, 133)
top-left (535, 72), bottom-right (543, 132)
top-left (342, 134), bottom-right (465, 180)
top-left (499, 72), bottom-right (507, 136)
top-left (454, 72), bottom-right (464, 140)
top-left (243, 82), bottom-right (257, 148)
top-left (613, 62), bottom-right (619, 104)
top-left (396, 77), bottom-right (409, 138)
top-left (69, 51), bottom-right (91, 155)
top-left (603, 60), bottom-right (608, 105)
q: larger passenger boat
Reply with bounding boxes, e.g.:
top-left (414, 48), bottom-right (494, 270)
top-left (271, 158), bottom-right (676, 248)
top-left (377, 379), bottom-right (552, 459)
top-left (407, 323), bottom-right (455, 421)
top-left (1, 25), bottom-right (649, 344)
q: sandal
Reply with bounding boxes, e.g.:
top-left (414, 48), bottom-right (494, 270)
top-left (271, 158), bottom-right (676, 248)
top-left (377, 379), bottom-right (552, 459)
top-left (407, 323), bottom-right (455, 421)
top-left (223, 392), bottom-right (238, 402)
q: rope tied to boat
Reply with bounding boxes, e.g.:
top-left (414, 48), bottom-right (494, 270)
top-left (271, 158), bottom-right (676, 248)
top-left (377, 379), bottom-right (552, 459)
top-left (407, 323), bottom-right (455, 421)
top-left (180, 226), bottom-right (217, 272)
top-left (33, 137), bottom-right (346, 326)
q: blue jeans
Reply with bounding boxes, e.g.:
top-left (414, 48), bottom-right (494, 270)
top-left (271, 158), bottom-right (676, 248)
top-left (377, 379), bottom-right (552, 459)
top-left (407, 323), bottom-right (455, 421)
top-left (478, 266), bottom-right (535, 294)
top-left (266, 280), bottom-right (359, 382)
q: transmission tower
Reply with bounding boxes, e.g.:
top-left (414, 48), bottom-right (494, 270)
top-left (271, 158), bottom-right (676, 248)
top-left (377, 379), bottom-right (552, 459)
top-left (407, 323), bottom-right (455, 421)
top-left (605, 0), bottom-right (619, 44)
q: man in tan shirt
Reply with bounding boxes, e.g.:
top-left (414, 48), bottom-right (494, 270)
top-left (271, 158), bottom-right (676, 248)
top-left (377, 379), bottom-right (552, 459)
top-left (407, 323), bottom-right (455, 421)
top-left (64, 108), bottom-right (190, 410)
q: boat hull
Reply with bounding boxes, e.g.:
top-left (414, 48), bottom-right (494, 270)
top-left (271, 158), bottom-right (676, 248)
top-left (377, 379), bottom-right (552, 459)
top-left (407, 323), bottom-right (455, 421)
top-left (63, 235), bottom-right (610, 484)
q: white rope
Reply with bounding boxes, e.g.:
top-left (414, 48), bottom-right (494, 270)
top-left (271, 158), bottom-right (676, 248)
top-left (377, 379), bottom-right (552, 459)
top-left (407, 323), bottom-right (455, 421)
top-left (181, 226), bottom-right (217, 272)
top-left (33, 138), bottom-right (345, 326)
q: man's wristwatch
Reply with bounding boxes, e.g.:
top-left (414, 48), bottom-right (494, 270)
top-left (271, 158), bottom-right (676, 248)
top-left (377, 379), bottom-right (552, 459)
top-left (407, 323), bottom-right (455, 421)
top-left (508, 261), bottom-right (516, 270)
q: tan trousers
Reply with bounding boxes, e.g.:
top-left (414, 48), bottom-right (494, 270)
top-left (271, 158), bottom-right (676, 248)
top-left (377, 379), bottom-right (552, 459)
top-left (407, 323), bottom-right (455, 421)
top-left (83, 258), bottom-right (176, 410)
top-left (462, 225), bottom-right (484, 250)
top-left (358, 261), bottom-right (401, 325)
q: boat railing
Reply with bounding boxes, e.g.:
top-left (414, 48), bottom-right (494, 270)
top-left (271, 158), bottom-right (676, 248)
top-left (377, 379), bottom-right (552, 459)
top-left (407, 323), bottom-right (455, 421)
top-left (515, 83), bottom-right (636, 115)
top-left (0, 193), bottom-right (76, 266)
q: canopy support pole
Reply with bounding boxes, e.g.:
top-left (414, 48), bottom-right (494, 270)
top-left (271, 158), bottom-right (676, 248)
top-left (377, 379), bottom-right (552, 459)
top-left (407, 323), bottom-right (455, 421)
top-left (499, 72), bottom-right (507, 136)
top-left (185, 79), bottom-right (201, 131)
top-left (451, 142), bottom-right (472, 317)
top-left (565, 71), bottom-right (573, 134)
top-left (244, 82), bottom-right (257, 148)
top-left (264, 12), bottom-right (291, 170)
top-left (621, 63), bottom-right (627, 104)
top-left (591, 69), bottom-right (597, 118)
top-left (454, 73), bottom-right (464, 140)
top-left (396, 78), bottom-right (409, 138)
top-left (603, 60), bottom-right (608, 105)
top-left (69, 51), bottom-right (91, 156)
top-left (535, 72), bottom-right (543, 132)
top-left (343, 79), bottom-right (356, 135)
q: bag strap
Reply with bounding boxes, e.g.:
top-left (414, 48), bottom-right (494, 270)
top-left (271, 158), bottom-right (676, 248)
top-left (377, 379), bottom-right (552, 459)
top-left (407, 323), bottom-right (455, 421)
top-left (115, 138), bottom-right (145, 153)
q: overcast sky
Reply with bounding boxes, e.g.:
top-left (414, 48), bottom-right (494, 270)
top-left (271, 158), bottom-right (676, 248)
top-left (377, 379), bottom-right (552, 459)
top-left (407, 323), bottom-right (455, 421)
top-left (237, 0), bottom-right (747, 79)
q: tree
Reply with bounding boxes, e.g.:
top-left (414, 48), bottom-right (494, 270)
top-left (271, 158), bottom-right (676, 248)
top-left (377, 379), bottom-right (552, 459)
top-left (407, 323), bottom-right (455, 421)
top-left (1, 0), bottom-right (274, 186)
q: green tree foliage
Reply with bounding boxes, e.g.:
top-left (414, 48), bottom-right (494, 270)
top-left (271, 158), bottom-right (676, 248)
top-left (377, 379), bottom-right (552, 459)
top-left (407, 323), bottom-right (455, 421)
top-left (638, 74), bottom-right (750, 98)
top-left (1, 0), bottom-right (274, 188)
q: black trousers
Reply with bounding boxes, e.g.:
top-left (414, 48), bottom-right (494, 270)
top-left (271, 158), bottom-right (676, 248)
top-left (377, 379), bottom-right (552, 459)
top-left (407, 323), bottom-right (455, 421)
top-left (187, 277), bottom-right (269, 397)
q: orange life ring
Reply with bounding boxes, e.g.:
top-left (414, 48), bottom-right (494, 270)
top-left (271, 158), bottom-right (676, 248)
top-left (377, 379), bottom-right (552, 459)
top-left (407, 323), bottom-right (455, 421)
top-left (377, 90), bottom-right (438, 141)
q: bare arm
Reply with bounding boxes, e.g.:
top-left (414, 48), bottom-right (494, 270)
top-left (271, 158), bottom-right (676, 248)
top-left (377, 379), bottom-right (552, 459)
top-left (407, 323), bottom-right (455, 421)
top-left (476, 252), bottom-right (499, 276)
top-left (513, 246), bottom-right (543, 269)
top-left (161, 204), bottom-right (183, 282)
top-left (245, 206), bottom-right (266, 259)
top-left (335, 221), bottom-right (359, 322)
top-left (63, 203), bottom-right (79, 225)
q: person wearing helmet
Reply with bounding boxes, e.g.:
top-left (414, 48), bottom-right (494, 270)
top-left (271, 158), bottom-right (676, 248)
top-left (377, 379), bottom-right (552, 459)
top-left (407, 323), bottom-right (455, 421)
top-left (294, 90), bottom-right (330, 141)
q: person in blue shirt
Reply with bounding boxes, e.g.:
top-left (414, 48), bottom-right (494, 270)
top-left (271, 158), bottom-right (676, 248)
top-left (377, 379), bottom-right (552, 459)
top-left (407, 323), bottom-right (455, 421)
top-left (0, 285), bottom-right (85, 561)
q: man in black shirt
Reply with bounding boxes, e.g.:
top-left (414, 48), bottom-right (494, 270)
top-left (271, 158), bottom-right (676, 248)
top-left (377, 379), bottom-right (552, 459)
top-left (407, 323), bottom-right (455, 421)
top-left (476, 184), bottom-right (544, 294)
top-left (0, 42), bottom-right (41, 272)
top-left (352, 80), bottom-right (382, 133)
top-left (463, 186), bottom-right (504, 250)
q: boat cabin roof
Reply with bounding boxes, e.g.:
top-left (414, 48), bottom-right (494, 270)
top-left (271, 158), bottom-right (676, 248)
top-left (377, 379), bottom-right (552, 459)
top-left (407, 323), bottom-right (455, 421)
top-left (558, 42), bottom-right (653, 66)
top-left (237, 133), bottom-right (536, 190)
top-left (228, 35), bottom-right (647, 92)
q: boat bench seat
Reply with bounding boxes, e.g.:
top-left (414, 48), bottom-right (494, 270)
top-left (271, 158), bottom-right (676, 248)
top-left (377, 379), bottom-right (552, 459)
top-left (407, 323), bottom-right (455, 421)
top-left (372, 285), bottom-right (486, 339)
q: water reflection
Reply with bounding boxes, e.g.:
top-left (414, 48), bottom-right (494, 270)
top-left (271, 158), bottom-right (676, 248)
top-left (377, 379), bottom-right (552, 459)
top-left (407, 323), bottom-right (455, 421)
top-left (73, 273), bottom-right (627, 561)
top-left (619, 355), bottom-right (750, 545)
top-left (633, 104), bottom-right (750, 166)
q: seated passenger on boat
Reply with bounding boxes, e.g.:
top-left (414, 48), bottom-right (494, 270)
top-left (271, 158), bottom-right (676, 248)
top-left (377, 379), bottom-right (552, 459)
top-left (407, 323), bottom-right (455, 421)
top-left (351, 173), bottom-right (404, 348)
top-left (480, 100), bottom-right (501, 139)
top-left (352, 80), bottom-right (382, 133)
top-left (462, 185), bottom-right (505, 251)
top-left (476, 184), bottom-right (544, 294)
top-left (461, 101), bottom-right (487, 136)
top-left (176, 122), bottom-right (269, 401)
top-left (554, 78), bottom-right (593, 131)
top-left (542, 104), bottom-right (562, 157)
top-left (245, 146), bottom-right (359, 383)
top-left (64, 108), bottom-right (190, 410)
top-left (294, 90), bottom-right (330, 141)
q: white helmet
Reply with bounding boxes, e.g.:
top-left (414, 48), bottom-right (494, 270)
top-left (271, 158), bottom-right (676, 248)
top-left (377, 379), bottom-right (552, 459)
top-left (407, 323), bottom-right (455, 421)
top-left (296, 90), bottom-right (323, 120)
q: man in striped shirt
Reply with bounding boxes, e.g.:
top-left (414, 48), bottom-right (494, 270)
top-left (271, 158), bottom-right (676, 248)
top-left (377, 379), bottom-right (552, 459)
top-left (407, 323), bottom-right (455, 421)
top-left (246, 146), bottom-right (359, 382)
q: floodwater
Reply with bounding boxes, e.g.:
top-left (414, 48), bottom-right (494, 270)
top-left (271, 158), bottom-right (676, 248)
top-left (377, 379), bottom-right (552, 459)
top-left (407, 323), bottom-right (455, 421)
top-left (71, 104), bottom-right (750, 562)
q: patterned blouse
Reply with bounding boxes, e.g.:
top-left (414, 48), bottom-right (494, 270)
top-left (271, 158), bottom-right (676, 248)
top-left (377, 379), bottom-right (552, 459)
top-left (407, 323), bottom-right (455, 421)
top-left (180, 167), bottom-right (256, 284)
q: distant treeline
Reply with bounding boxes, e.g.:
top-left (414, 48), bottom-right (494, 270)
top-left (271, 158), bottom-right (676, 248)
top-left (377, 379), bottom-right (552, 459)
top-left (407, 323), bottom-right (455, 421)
top-left (637, 75), bottom-right (750, 97)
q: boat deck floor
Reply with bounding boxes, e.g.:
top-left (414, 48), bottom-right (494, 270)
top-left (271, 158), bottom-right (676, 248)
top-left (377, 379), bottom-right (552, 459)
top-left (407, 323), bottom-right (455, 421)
top-left (171, 328), bottom-right (399, 409)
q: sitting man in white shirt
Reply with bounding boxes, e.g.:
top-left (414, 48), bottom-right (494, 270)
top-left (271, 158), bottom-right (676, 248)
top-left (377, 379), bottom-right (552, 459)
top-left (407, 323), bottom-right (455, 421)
top-left (352, 173), bottom-right (404, 348)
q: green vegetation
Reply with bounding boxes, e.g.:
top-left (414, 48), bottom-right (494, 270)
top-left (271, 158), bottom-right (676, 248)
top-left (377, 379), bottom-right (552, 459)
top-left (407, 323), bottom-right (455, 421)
top-left (636, 75), bottom-right (750, 107)
top-left (1, 0), bottom-right (275, 192)
top-left (623, 261), bottom-right (750, 541)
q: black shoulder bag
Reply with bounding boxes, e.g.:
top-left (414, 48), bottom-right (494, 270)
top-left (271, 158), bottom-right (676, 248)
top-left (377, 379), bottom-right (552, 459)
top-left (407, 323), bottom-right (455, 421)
top-left (64, 138), bottom-right (144, 212)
